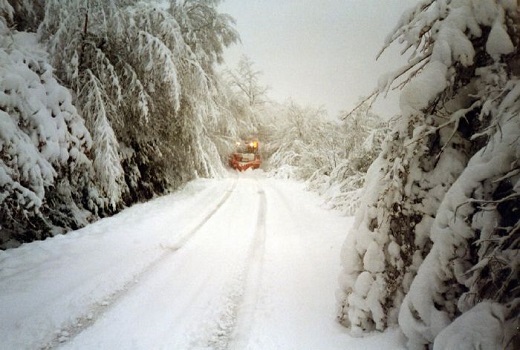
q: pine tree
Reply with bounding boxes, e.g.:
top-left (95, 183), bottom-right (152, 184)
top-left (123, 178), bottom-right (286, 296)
top-left (337, 1), bottom-right (519, 348)
top-left (0, 20), bottom-right (93, 247)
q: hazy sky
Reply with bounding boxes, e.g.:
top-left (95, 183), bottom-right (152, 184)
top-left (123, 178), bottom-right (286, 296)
top-left (218, 0), bottom-right (418, 119)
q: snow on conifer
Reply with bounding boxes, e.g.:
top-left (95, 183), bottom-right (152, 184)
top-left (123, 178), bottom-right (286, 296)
top-left (37, 0), bottom-right (239, 201)
top-left (1, 0), bottom-right (241, 246)
top-left (0, 22), bottom-right (93, 247)
top-left (337, 1), bottom-right (519, 348)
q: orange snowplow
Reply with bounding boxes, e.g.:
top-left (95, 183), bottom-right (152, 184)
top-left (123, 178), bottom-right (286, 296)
top-left (229, 140), bottom-right (261, 171)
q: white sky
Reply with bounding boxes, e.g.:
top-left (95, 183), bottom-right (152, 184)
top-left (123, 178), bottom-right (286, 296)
top-left (218, 0), bottom-right (418, 120)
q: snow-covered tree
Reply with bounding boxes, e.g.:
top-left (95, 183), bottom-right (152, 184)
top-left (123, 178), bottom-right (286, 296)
top-left (38, 0), bottom-right (239, 202)
top-left (267, 99), bottom-right (385, 196)
top-left (337, 1), bottom-right (519, 348)
top-left (226, 55), bottom-right (269, 107)
top-left (1, 0), bottom-right (240, 246)
top-left (308, 100), bottom-right (386, 215)
top-left (268, 103), bottom-right (341, 180)
top-left (168, 0), bottom-right (240, 177)
top-left (172, 0), bottom-right (238, 69)
top-left (0, 21), bottom-right (93, 247)
top-left (221, 55), bottom-right (279, 168)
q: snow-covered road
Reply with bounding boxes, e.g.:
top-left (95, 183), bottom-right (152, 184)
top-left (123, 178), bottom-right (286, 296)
top-left (0, 172), bottom-right (404, 349)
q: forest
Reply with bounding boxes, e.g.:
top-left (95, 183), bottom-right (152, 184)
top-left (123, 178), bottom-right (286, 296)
top-left (1, 0), bottom-right (518, 349)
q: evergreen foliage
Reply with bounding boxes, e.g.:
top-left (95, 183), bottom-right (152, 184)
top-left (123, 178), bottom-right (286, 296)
top-left (0, 22), bottom-right (94, 246)
top-left (337, 1), bottom-right (519, 348)
top-left (0, 0), bottom-right (239, 248)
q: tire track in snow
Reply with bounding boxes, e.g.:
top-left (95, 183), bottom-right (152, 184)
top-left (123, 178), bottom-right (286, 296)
top-left (44, 177), bottom-right (239, 350)
top-left (195, 178), bottom-right (267, 350)
top-left (161, 176), bottom-right (239, 252)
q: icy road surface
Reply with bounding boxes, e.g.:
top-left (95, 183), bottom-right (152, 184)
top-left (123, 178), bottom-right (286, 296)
top-left (0, 173), bottom-right (405, 349)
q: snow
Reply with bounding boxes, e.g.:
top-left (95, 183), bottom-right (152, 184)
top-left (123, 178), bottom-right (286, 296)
top-left (486, 13), bottom-right (515, 58)
top-left (398, 74), bottom-right (520, 348)
top-left (433, 302), bottom-right (506, 350)
top-left (399, 61), bottom-right (448, 115)
top-left (0, 173), bottom-right (405, 349)
top-left (1, 25), bottom-right (93, 238)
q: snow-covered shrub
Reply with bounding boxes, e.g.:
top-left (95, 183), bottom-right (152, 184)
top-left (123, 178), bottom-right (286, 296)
top-left (0, 23), bottom-right (93, 247)
top-left (268, 103), bottom-right (341, 180)
top-left (337, 1), bottom-right (519, 348)
top-left (307, 101), bottom-right (386, 215)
